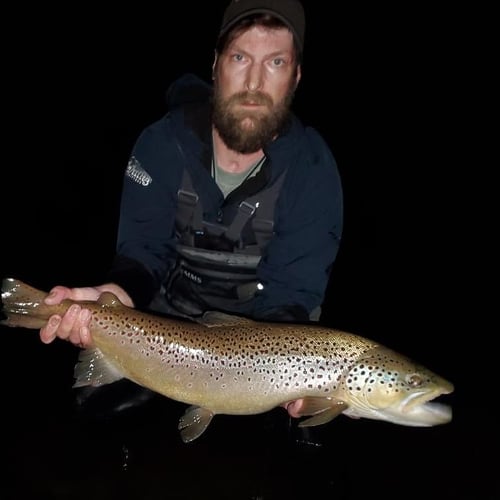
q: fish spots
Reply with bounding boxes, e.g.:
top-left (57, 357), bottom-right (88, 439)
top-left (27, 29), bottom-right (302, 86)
top-left (92, 309), bottom-right (378, 401)
top-left (209, 372), bottom-right (225, 382)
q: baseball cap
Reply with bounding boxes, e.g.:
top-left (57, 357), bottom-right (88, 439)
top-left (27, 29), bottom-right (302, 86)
top-left (218, 0), bottom-right (305, 54)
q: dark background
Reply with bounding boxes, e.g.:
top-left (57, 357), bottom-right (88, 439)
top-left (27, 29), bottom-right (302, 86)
top-left (1, 3), bottom-right (492, 499)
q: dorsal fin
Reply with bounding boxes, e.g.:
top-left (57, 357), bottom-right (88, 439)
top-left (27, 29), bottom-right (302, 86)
top-left (196, 310), bottom-right (260, 328)
top-left (96, 292), bottom-right (123, 308)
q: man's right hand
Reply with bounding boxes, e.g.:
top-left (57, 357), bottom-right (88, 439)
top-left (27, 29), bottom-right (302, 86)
top-left (39, 283), bottom-right (133, 348)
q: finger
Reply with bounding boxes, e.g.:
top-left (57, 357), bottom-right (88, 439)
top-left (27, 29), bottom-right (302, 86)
top-left (68, 309), bottom-right (92, 347)
top-left (40, 315), bottom-right (61, 344)
top-left (55, 304), bottom-right (82, 340)
top-left (285, 400), bottom-right (305, 418)
top-left (80, 326), bottom-right (91, 347)
top-left (44, 286), bottom-right (71, 305)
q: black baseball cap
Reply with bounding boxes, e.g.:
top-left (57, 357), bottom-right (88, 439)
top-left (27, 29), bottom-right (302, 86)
top-left (218, 0), bottom-right (305, 54)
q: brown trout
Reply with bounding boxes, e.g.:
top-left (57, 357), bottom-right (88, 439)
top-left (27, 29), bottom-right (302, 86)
top-left (1, 278), bottom-right (454, 443)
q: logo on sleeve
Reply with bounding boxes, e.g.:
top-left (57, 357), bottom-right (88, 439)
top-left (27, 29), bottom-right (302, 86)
top-left (125, 156), bottom-right (152, 186)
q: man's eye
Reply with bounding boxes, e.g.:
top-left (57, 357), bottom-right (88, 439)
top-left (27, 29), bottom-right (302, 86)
top-left (273, 58), bottom-right (284, 67)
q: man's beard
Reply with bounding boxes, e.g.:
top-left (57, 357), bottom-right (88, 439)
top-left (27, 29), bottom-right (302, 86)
top-left (211, 80), bottom-right (295, 154)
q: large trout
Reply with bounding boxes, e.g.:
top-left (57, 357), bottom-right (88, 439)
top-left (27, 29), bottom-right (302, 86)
top-left (1, 278), bottom-right (453, 443)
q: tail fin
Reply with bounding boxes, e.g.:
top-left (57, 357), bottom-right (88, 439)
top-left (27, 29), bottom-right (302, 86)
top-left (0, 278), bottom-right (51, 329)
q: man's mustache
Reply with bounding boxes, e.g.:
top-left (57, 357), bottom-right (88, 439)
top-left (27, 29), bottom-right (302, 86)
top-left (229, 91), bottom-right (273, 107)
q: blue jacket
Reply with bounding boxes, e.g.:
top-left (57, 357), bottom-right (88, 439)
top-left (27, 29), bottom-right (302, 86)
top-left (108, 73), bottom-right (343, 321)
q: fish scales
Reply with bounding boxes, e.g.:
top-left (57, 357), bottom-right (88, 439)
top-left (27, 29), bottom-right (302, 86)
top-left (89, 308), bottom-right (377, 414)
top-left (1, 278), bottom-right (454, 443)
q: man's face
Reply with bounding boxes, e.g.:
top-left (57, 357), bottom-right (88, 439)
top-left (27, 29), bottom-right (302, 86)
top-left (212, 25), bottom-right (301, 154)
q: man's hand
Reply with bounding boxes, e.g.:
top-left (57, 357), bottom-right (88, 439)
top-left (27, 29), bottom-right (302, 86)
top-left (282, 399), bottom-right (305, 418)
top-left (39, 283), bottom-right (133, 347)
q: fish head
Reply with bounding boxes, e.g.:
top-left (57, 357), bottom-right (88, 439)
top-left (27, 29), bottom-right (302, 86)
top-left (341, 346), bottom-right (454, 427)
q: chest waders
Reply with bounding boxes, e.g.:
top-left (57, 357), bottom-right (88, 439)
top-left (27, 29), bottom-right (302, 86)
top-left (151, 166), bottom-right (288, 318)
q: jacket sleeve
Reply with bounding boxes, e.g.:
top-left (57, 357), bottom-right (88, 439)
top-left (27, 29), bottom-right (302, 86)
top-left (253, 132), bottom-right (343, 320)
top-left (106, 255), bottom-right (157, 309)
top-left (107, 117), bottom-right (183, 308)
top-left (253, 304), bottom-right (310, 322)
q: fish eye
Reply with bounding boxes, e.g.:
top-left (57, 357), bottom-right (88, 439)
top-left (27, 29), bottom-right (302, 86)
top-left (405, 373), bottom-right (423, 387)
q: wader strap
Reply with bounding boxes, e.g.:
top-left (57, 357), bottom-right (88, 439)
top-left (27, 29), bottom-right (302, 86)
top-left (176, 164), bottom-right (288, 253)
top-left (177, 169), bottom-right (203, 239)
top-left (224, 201), bottom-right (256, 243)
top-left (252, 218), bottom-right (275, 249)
top-left (249, 169), bottom-right (288, 249)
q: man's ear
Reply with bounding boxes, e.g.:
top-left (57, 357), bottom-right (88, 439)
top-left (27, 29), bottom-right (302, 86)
top-left (295, 64), bottom-right (302, 89)
top-left (212, 52), bottom-right (219, 80)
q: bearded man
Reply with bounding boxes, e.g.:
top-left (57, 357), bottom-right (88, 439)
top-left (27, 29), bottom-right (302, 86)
top-left (39, 0), bottom-right (343, 422)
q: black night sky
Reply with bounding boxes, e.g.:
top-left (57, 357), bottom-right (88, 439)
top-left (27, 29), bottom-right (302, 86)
top-left (1, 3), bottom-right (492, 499)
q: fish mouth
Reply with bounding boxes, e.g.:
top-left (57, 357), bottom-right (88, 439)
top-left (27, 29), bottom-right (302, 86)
top-left (397, 389), bottom-right (453, 426)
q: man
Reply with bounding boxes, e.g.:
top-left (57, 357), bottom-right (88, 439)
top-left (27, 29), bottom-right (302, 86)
top-left (40, 0), bottom-right (343, 419)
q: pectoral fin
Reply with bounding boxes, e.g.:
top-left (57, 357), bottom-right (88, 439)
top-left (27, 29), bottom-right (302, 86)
top-left (178, 405), bottom-right (215, 443)
top-left (294, 397), bottom-right (348, 428)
